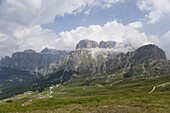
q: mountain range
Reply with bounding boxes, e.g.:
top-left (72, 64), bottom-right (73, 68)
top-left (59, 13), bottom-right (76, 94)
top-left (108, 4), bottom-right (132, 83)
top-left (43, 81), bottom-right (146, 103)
top-left (0, 39), bottom-right (169, 99)
top-left (0, 48), bottom-right (69, 71)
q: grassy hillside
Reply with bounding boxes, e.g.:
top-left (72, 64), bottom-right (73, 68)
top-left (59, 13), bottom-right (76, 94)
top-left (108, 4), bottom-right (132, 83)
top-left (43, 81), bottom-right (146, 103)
top-left (0, 74), bottom-right (170, 113)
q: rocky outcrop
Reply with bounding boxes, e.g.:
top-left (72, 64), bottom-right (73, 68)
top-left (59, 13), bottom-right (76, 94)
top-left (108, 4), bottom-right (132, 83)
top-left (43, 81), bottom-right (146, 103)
top-left (130, 44), bottom-right (167, 65)
top-left (98, 44), bottom-right (169, 77)
top-left (42, 42), bottom-right (170, 79)
top-left (99, 41), bottom-right (116, 48)
top-left (76, 40), bottom-right (98, 49)
top-left (76, 39), bottom-right (117, 49)
top-left (1, 40), bottom-right (170, 99)
top-left (2, 39), bottom-right (168, 81)
top-left (41, 40), bottom-right (125, 76)
top-left (41, 48), bottom-right (68, 57)
top-left (40, 48), bottom-right (120, 76)
top-left (36, 44), bottom-right (170, 94)
top-left (0, 48), bottom-right (69, 71)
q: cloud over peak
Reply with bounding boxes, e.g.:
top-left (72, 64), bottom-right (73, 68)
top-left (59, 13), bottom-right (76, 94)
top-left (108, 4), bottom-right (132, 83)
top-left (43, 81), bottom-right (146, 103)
top-left (0, 0), bottom-right (170, 59)
top-left (0, 20), bottom-right (151, 58)
top-left (55, 21), bottom-right (149, 50)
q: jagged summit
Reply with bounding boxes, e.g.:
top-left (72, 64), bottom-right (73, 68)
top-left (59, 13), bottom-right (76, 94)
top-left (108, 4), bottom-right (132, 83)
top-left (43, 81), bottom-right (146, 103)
top-left (99, 41), bottom-right (116, 48)
top-left (76, 39), bottom-right (98, 49)
top-left (0, 48), bottom-right (69, 71)
top-left (41, 48), bottom-right (55, 54)
top-left (132, 44), bottom-right (167, 63)
top-left (0, 42), bottom-right (169, 100)
top-left (129, 44), bottom-right (167, 69)
top-left (76, 39), bottom-right (117, 49)
top-left (100, 44), bottom-right (169, 77)
top-left (42, 43), bottom-right (169, 80)
top-left (40, 48), bottom-right (68, 55)
top-left (23, 49), bottom-right (36, 53)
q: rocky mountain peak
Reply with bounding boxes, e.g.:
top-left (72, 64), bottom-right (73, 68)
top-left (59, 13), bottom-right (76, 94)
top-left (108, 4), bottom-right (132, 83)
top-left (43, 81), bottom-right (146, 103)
top-left (131, 44), bottom-right (167, 65)
top-left (99, 41), bottom-right (116, 48)
top-left (76, 39), bottom-right (118, 49)
top-left (76, 39), bottom-right (98, 49)
top-left (23, 49), bottom-right (36, 53)
top-left (41, 48), bottom-right (53, 53)
top-left (134, 44), bottom-right (167, 61)
top-left (0, 48), bottom-right (69, 71)
top-left (100, 44), bottom-right (169, 77)
top-left (40, 48), bottom-right (67, 55)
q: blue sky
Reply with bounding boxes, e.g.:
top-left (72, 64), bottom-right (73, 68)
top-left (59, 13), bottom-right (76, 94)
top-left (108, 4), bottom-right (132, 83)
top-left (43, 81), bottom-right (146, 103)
top-left (42, 0), bottom-right (146, 33)
top-left (0, 0), bottom-right (170, 58)
top-left (42, 0), bottom-right (170, 36)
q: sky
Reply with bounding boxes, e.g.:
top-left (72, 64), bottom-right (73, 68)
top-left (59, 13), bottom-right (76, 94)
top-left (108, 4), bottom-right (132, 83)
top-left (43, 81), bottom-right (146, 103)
top-left (0, 0), bottom-right (170, 59)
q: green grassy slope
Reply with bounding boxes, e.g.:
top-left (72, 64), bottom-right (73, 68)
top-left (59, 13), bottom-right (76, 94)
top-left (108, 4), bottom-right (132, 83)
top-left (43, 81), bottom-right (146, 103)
top-left (0, 75), bottom-right (170, 113)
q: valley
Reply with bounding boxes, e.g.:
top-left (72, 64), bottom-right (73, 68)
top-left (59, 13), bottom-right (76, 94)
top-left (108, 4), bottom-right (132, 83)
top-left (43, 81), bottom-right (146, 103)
top-left (0, 74), bottom-right (170, 113)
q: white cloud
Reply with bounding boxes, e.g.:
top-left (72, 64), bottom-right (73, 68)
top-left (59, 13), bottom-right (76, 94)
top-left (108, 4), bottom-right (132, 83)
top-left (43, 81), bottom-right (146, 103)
top-left (13, 25), bottom-right (58, 51)
top-left (0, 20), bottom-right (151, 58)
top-left (0, 0), bottom-right (124, 58)
top-left (0, 35), bottom-right (19, 59)
top-left (0, 25), bottom-right (58, 58)
top-left (92, 0), bottom-right (124, 8)
top-left (159, 31), bottom-right (170, 58)
top-left (0, 0), bottom-right (123, 32)
top-left (0, 0), bottom-right (88, 32)
top-left (0, 0), bottom-right (169, 59)
top-left (55, 21), bottom-right (150, 50)
top-left (137, 0), bottom-right (170, 24)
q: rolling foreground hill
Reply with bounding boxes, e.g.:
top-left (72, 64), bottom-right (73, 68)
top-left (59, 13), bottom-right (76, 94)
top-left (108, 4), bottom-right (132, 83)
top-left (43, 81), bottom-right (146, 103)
top-left (0, 40), bottom-right (170, 113)
top-left (0, 74), bottom-right (170, 113)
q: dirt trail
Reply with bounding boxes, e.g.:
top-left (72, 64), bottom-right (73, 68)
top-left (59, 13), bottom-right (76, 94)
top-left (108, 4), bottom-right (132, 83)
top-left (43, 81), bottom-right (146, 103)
top-left (149, 82), bottom-right (170, 94)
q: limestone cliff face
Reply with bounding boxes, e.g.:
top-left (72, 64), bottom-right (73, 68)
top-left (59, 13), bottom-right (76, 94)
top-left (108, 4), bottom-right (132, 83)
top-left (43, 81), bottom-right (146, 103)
top-left (76, 39), bottom-right (98, 49)
top-left (41, 40), bottom-right (122, 76)
top-left (40, 48), bottom-right (120, 76)
top-left (76, 39), bottom-right (117, 49)
top-left (41, 41), bottom-right (169, 79)
top-left (1, 39), bottom-right (168, 80)
top-left (98, 44), bottom-right (169, 77)
top-left (99, 41), bottom-right (116, 48)
top-left (0, 48), bottom-right (69, 71)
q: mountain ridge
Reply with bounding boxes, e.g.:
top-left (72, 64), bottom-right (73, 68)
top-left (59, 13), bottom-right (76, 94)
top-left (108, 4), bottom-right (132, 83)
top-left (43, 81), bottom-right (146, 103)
top-left (95, 44), bottom-right (169, 77)
top-left (76, 39), bottom-right (126, 49)
top-left (0, 40), bottom-right (169, 99)
top-left (0, 48), bottom-right (69, 71)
